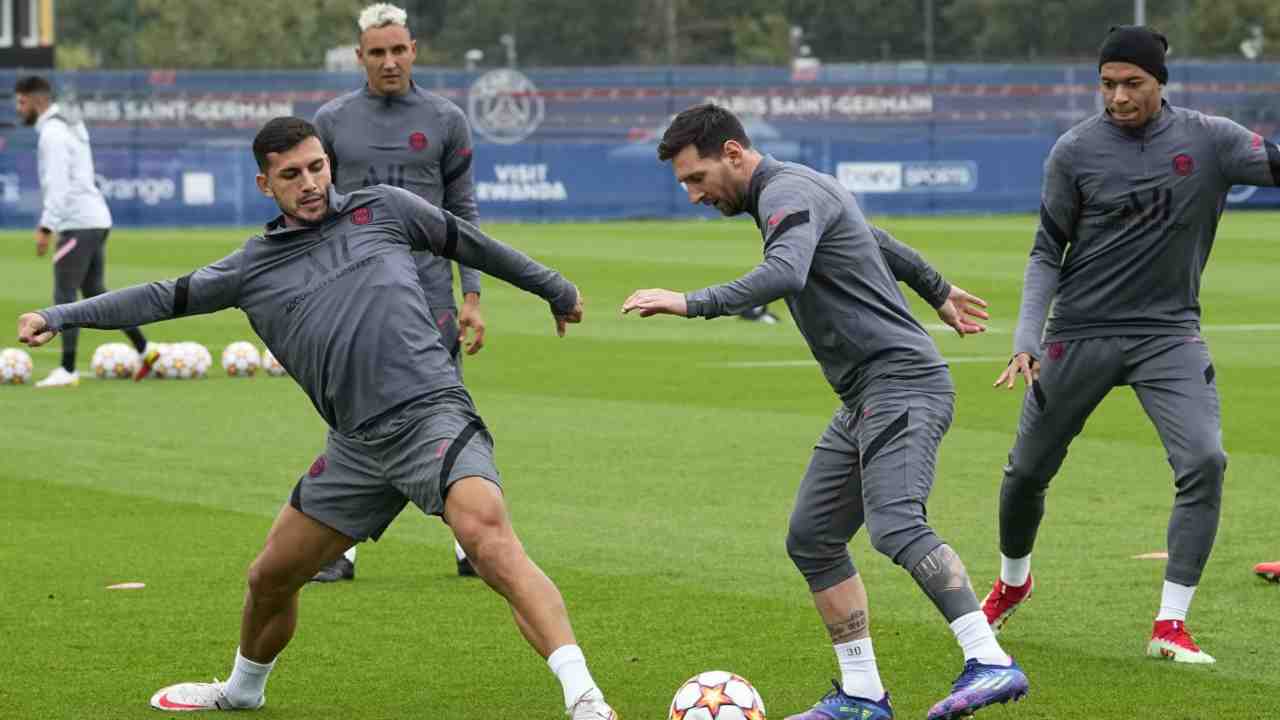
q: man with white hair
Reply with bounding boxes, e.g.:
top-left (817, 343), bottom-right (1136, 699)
top-left (312, 2), bottom-right (486, 581)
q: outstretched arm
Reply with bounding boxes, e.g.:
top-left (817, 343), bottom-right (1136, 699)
top-left (18, 249), bottom-right (246, 347)
top-left (622, 212), bottom-right (817, 319)
top-left (873, 225), bottom-right (950, 307)
top-left (384, 188), bottom-right (581, 335)
top-left (624, 194), bottom-right (823, 320)
top-left (871, 225), bottom-right (988, 337)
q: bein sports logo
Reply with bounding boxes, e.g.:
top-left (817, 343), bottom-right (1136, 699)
top-left (467, 69), bottom-right (545, 145)
top-left (96, 175), bottom-right (176, 206)
top-left (837, 161), bottom-right (977, 194)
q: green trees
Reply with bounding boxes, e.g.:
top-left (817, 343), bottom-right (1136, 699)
top-left (55, 0), bottom-right (1280, 70)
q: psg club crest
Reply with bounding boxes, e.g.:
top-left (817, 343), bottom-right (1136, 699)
top-left (352, 207), bottom-right (372, 225)
top-left (467, 68), bottom-right (545, 145)
top-left (1173, 154), bottom-right (1195, 176)
top-left (409, 132), bottom-right (428, 151)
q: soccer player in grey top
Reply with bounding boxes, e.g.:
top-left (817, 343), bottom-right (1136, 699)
top-left (312, 2), bottom-right (484, 581)
top-left (981, 26), bottom-right (1280, 665)
top-left (622, 104), bottom-right (1029, 720)
top-left (16, 117), bottom-right (618, 720)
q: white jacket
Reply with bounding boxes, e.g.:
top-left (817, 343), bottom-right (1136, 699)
top-left (35, 103), bottom-right (112, 231)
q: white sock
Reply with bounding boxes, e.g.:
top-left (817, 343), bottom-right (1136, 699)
top-left (547, 645), bottom-right (601, 709)
top-left (343, 546), bottom-right (357, 563)
top-left (224, 649), bottom-right (275, 707)
top-left (834, 638), bottom-right (884, 701)
top-left (999, 553), bottom-right (1031, 587)
top-left (1155, 581), bottom-right (1196, 622)
top-left (951, 611), bottom-right (1011, 666)
top-left (454, 541), bottom-right (467, 562)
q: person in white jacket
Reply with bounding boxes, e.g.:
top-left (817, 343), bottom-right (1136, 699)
top-left (15, 75), bottom-right (153, 386)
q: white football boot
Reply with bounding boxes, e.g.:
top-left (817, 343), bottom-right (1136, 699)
top-left (35, 367), bottom-right (79, 388)
top-left (149, 680), bottom-right (263, 712)
top-left (568, 691), bottom-right (618, 720)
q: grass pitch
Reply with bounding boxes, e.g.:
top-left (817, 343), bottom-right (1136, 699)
top-left (2, 213), bottom-right (1278, 719)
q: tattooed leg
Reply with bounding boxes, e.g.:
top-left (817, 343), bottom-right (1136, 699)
top-left (910, 543), bottom-right (981, 622)
top-left (813, 573), bottom-right (871, 642)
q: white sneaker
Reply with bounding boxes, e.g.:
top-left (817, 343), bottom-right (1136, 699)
top-left (568, 691), bottom-right (618, 720)
top-left (149, 680), bottom-right (263, 712)
top-left (35, 367), bottom-right (79, 388)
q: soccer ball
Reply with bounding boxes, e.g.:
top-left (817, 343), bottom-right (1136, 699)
top-left (221, 341), bottom-right (261, 377)
top-left (144, 343), bottom-right (171, 379)
top-left (261, 346), bottom-right (287, 377)
top-left (154, 342), bottom-right (204, 380)
top-left (91, 342), bottom-right (140, 379)
top-left (177, 342), bottom-right (212, 378)
top-left (669, 671), bottom-right (766, 720)
top-left (0, 347), bottom-right (33, 385)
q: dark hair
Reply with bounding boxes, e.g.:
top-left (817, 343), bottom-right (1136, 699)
top-left (253, 117), bottom-right (320, 172)
top-left (14, 75), bottom-right (52, 96)
top-left (657, 103), bottom-right (751, 162)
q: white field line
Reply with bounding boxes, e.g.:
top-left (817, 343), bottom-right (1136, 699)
top-left (922, 323), bottom-right (1280, 335)
top-left (708, 355), bottom-right (1009, 369)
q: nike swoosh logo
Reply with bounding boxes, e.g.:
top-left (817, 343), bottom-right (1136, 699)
top-left (156, 694), bottom-right (206, 710)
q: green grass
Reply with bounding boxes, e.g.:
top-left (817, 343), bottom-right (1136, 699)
top-left (1, 214), bottom-right (1278, 719)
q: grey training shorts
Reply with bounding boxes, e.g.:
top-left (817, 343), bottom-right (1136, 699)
top-left (289, 390), bottom-right (500, 541)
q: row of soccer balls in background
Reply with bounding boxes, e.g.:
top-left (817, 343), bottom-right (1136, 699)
top-left (0, 341), bottom-right (287, 385)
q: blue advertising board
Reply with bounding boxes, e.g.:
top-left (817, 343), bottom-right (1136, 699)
top-left (0, 62), bottom-right (1276, 226)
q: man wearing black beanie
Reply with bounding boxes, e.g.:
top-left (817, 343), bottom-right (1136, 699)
top-left (981, 24), bottom-right (1280, 666)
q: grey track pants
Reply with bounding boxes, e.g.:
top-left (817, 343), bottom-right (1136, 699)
top-left (1000, 335), bottom-right (1225, 586)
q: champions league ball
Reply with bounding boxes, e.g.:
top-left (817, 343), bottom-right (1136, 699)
top-left (91, 342), bottom-right (140, 379)
top-left (154, 342), bottom-right (205, 380)
top-left (0, 347), bottom-right (34, 385)
top-left (221, 341), bottom-right (261, 377)
top-left (261, 347), bottom-right (287, 377)
top-left (669, 672), bottom-right (766, 720)
top-left (177, 342), bottom-right (213, 378)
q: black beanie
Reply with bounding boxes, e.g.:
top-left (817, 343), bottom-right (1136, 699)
top-left (1098, 25), bottom-right (1169, 84)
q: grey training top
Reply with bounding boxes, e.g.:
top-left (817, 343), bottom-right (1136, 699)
top-left (314, 84), bottom-right (482, 309)
top-left (1016, 102), bottom-right (1280, 356)
top-left (685, 155), bottom-right (954, 407)
top-left (39, 185), bottom-right (576, 435)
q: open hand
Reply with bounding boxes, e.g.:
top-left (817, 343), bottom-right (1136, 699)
top-left (936, 286), bottom-right (989, 337)
top-left (994, 352), bottom-right (1039, 389)
top-left (621, 289), bottom-right (688, 318)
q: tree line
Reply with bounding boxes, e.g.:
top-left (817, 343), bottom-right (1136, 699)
top-left (56, 0), bottom-right (1280, 70)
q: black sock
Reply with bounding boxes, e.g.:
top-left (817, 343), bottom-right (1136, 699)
top-left (61, 349), bottom-right (76, 373)
top-left (124, 328), bottom-right (147, 353)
